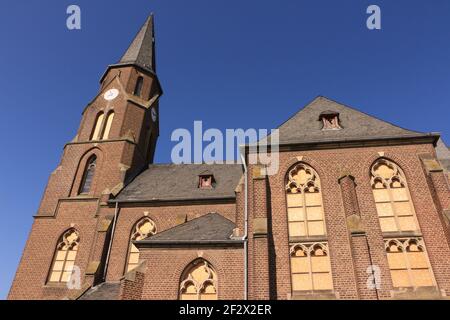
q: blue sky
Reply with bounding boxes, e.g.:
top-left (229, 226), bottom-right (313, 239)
top-left (0, 0), bottom-right (449, 298)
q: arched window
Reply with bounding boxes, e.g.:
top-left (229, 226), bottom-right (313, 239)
top-left (48, 229), bottom-right (79, 283)
top-left (179, 260), bottom-right (218, 300)
top-left (79, 155), bottom-right (96, 195)
top-left (385, 238), bottom-right (435, 288)
top-left (101, 111), bottom-right (114, 140)
top-left (285, 163), bottom-right (326, 237)
top-left (370, 159), bottom-right (419, 232)
top-left (290, 242), bottom-right (333, 292)
top-left (286, 163), bottom-right (333, 293)
top-left (371, 159), bottom-right (435, 289)
top-left (126, 217), bottom-right (156, 272)
top-left (91, 112), bottom-right (104, 141)
top-left (134, 76), bottom-right (144, 97)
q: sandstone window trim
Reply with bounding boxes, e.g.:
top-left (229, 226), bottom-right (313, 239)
top-left (289, 242), bottom-right (334, 293)
top-left (101, 111), bottom-right (115, 140)
top-left (385, 237), bottom-right (436, 289)
top-left (370, 158), bottom-right (420, 233)
top-left (48, 229), bottom-right (80, 283)
top-left (285, 163), bottom-right (327, 238)
top-left (125, 217), bottom-right (157, 273)
top-left (90, 112), bottom-right (105, 141)
top-left (179, 260), bottom-right (218, 300)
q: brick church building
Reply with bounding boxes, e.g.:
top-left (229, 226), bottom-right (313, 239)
top-left (8, 15), bottom-right (450, 300)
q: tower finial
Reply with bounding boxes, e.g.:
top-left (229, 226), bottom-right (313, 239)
top-left (119, 14), bottom-right (156, 72)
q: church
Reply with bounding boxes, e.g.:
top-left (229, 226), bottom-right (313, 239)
top-left (8, 15), bottom-right (450, 300)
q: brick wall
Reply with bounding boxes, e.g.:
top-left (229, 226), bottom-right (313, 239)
top-left (105, 203), bottom-right (237, 281)
top-left (119, 269), bottom-right (146, 300)
top-left (138, 247), bottom-right (244, 299)
top-left (9, 64), bottom-right (161, 300)
top-left (247, 143), bottom-right (450, 299)
top-left (8, 200), bottom-right (100, 299)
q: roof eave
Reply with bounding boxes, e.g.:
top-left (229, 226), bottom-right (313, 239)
top-left (134, 239), bottom-right (244, 248)
top-left (108, 196), bottom-right (237, 205)
top-left (248, 133), bottom-right (440, 153)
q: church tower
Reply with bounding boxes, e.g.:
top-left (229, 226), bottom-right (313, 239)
top-left (8, 15), bottom-right (162, 300)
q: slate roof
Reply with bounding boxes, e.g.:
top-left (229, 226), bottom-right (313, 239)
top-left (78, 282), bottom-right (120, 300)
top-left (116, 14), bottom-right (156, 73)
top-left (136, 213), bottom-right (239, 244)
top-left (115, 164), bottom-right (243, 202)
top-left (262, 96), bottom-right (437, 146)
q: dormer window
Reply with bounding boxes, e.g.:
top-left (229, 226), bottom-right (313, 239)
top-left (199, 174), bottom-right (215, 189)
top-left (319, 111), bottom-right (342, 130)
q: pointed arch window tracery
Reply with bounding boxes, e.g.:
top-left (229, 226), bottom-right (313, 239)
top-left (179, 260), bottom-right (218, 300)
top-left (371, 159), bottom-right (436, 289)
top-left (48, 229), bottom-right (79, 283)
top-left (126, 217), bottom-right (156, 272)
top-left (290, 242), bottom-right (333, 292)
top-left (286, 163), bottom-right (326, 237)
top-left (385, 238), bottom-right (435, 288)
top-left (370, 159), bottom-right (418, 233)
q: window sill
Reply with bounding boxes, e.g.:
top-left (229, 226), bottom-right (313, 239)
top-left (382, 231), bottom-right (422, 238)
top-left (390, 286), bottom-right (444, 300)
top-left (291, 290), bottom-right (337, 300)
top-left (43, 282), bottom-right (69, 289)
top-left (289, 235), bottom-right (328, 243)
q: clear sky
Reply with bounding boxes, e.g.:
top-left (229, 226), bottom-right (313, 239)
top-left (0, 0), bottom-right (449, 299)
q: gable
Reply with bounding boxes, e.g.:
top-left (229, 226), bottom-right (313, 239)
top-left (267, 96), bottom-right (431, 146)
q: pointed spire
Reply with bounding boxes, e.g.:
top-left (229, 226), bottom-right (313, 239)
top-left (119, 14), bottom-right (156, 72)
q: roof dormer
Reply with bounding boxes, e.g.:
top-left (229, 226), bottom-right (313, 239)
top-left (198, 171), bottom-right (216, 189)
top-left (319, 110), bottom-right (342, 130)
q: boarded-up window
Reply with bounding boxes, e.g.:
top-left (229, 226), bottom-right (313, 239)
top-left (371, 159), bottom-right (419, 232)
top-left (180, 260), bottom-right (218, 300)
top-left (386, 238), bottom-right (435, 288)
top-left (290, 242), bottom-right (333, 292)
top-left (101, 112), bottom-right (114, 140)
top-left (79, 155), bottom-right (96, 195)
top-left (126, 217), bottom-right (156, 273)
top-left (48, 229), bottom-right (79, 283)
top-left (286, 163), bottom-right (326, 237)
top-left (91, 112), bottom-right (104, 141)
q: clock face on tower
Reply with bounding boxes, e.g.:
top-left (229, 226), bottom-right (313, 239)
top-left (151, 108), bottom-right (157, 122)
top-left (103, 89), bottom-right (119, 101)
